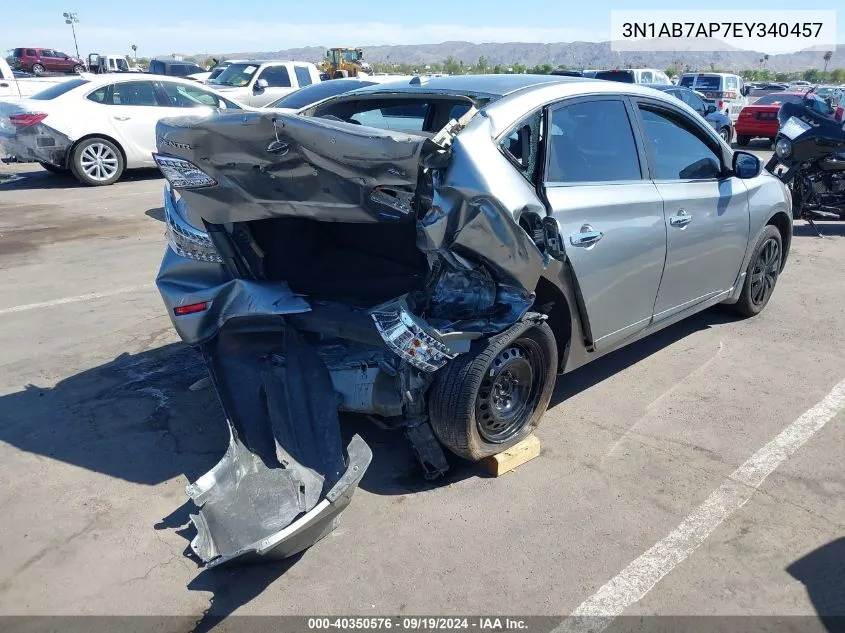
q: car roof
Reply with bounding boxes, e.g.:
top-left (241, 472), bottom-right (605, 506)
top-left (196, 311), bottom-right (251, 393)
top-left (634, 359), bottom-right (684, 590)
top-left (71, 73), bottom-right (218, 89)
top-left (344, 74), bottom-right (590, 98)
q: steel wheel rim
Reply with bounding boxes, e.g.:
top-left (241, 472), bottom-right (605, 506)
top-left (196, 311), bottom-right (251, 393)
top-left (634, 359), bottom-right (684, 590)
top-left (750, 238), bottom-right (780, 306)
top-left (80, 143), bottom-right (119, 182)
top-left (476, 341), bottom-right (545, 443)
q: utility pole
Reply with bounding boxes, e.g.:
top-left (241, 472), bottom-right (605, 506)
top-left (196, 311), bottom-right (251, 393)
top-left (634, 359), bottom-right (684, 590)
top-left (63, 12), bottom-right (80, 58)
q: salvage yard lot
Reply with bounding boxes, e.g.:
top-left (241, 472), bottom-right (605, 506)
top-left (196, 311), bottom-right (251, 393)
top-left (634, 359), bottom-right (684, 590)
top-left (1, 152), bottom-right (844, 624)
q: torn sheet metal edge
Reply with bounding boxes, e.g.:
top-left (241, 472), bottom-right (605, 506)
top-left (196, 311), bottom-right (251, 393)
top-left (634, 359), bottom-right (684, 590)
top-left (187, 433), bottom-right (372, 569)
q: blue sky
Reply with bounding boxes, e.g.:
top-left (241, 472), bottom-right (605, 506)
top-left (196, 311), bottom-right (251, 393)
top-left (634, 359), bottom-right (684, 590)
top-left (1, 0), bottom-right (841, 58)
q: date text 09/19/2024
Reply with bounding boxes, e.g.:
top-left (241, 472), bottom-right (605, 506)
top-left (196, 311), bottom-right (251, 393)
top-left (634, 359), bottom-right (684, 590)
top-left (307, 618), bottom-right (529, 631)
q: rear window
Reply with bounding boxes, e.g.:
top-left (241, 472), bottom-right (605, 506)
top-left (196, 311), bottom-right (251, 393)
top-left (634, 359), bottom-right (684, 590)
top-left (690, 76), bottom-right (722, 91)
top-left (13, 48), bottom-right (23, 57)
top-left (269, 79), bottom-right (375, 110)
top-left (679, 75), bottom-right (695, 87)
top-left (754, 94), bottom-right (803, 106)
top-left (595, 70), bottom-right (635, 83)
top-left (30, 78), bottom-right (89, 100)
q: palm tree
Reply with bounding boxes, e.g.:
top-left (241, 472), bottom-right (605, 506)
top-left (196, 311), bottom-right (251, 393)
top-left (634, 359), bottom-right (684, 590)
top-left (760, 54), bottom-right (770, 69)
top-left (131, 44), bottom-right (137, 61)
top-left (823, 51), bottom-right (833, 72)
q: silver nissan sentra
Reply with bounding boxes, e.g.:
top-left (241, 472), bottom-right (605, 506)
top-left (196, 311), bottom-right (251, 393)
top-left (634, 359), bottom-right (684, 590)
top-left (151, 74), bottom-right (792, 568)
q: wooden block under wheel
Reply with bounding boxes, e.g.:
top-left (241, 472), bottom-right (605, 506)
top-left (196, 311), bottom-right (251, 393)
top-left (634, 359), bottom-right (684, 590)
top-left (483, 434), bottom-right (541, 476)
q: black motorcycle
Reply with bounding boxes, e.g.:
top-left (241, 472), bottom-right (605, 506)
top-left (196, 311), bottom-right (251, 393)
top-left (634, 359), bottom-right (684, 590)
top-left (765, 90), bottom-right (845, 235)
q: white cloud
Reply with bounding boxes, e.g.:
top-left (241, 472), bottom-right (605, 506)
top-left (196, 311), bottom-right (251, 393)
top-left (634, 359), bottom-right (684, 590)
top-left (1, 21), bottom-right (611, 57)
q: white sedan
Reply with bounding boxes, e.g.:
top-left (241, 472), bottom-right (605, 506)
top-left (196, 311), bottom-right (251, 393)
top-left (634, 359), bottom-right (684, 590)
top-left (0, 74), bottom-right (240, 185)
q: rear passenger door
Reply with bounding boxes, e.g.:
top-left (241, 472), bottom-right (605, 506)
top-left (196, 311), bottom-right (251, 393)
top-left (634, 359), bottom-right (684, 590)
top-left (634, 100), bottom-right (750, 320)
top-left (87, 80), bottom-right (164, 165)
top-left (541, 97), bottom-right (667, 350)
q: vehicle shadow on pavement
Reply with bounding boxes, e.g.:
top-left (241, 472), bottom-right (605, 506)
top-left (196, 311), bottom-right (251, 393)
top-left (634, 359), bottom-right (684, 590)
top-left (146, 207), bottom-right (165, 222)
top-left (793, 222), bottom-right (845, 238)
top-left (786, 537), bottom-right (845, 630)
top-left (551, 306), bottom-right (741, 407)
top-left (0, 166), bottom-right (161, 190)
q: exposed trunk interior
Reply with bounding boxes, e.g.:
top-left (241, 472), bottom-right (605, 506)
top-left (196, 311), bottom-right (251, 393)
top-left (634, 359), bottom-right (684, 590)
top-left (247, 217), bottom-right (428, 303)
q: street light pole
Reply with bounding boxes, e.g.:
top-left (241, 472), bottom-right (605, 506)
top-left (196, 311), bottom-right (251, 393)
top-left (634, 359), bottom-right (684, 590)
top-left (63, 12), bottom-right (80, 58)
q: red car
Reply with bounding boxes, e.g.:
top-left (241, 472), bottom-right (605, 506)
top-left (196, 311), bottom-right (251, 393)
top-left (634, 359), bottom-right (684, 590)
top-left (10, 47), bottom-right (85, 75)
top-left (735, 91), bottom-right (809, 146)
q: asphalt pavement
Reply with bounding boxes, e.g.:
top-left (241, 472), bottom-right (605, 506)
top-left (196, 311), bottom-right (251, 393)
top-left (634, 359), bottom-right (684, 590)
top-left (0, 154), bottom-right (843, 629)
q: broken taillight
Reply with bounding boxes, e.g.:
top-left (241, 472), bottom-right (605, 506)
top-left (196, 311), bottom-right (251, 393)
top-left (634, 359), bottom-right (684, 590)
top-left (371, 307), bottom-right (456, 372)
top-left (152, 153), bottom-right (216, 189)
top-left (9, 113), bottom-right (48, 128)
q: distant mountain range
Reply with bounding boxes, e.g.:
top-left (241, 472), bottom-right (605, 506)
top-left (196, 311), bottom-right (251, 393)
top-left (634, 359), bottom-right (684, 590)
top-left (191, 40), bottom-right (843, 72)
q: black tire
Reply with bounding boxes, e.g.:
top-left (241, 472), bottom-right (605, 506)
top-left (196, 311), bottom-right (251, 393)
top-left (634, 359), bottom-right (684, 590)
top-left (72, 64), bottom-right (84, 74)
top-left (31, 63), bottom-right (45, 75)
top-left (737, 134), bottom-right (751, 146)
top-left (733, 225), bottom-right (783, 318)
top-left (70, 137), bottom-right (125, 186)
top-left (428, 319), bottom-right (558, 461)
top-left (38, 161), bottom-right (68, 174)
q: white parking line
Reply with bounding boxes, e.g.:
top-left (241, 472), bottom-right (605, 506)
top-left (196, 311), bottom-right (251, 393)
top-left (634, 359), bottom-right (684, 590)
top-left (555, 377), bottom-right (845, 633)
top-left (0, 284), bottom-right (156, 316)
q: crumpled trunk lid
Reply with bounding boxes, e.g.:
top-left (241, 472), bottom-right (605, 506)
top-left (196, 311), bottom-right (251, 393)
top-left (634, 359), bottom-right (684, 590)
top-left (156, 110), bottom-right (433, 225)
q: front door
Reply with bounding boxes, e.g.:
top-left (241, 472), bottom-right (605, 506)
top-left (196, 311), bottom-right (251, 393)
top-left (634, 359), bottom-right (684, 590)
top-left (250, 65), bottom-right (294, 106)
top-left (635, 102), bottom-right (750, 321)
top-left (542, 97), bottom-right (667, 350)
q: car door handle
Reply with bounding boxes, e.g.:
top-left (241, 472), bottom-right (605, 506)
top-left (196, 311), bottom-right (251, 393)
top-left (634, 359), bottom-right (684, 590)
top-left (669, 209), bottom-right (692, 227)
top-left (0, 82), bottom-right (8, 88)
top-left (113, 116), bottom-right (131, 121)
top-left (570, 225), bottom-right (603, 247)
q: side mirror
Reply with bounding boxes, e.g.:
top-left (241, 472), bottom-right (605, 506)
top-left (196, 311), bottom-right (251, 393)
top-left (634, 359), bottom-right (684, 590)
top-left (705, 103), bottom-right (717, 114)
top-left (733, 151), bottom-right (761, 178)
top-left (255, 78), bottom-right (269, 91)
top-left (741, 85), bottom-right (750, 97)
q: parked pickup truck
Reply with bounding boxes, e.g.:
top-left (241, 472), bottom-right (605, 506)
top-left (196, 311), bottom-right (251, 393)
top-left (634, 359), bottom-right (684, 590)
top-left (0, 58), bottom-right (86, 99)
top-left (207, 60), bottom-right (322, 106)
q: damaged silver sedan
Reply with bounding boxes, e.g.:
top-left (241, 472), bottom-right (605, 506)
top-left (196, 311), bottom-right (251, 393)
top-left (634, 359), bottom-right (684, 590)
top-left (152, 75), bottom-right (793, 568)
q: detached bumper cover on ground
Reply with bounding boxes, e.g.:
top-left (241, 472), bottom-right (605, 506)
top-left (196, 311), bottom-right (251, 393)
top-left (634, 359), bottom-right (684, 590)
top-left (186, 324), bottom-right (373, 568)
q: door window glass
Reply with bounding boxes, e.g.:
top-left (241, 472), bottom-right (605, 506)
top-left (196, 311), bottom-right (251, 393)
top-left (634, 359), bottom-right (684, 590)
top-left (160, 81), bottom-right (221, 107)
top-left (638, 107), bottom-right (722, 180)
top-left (293, 66), bottom-right (313, 87)
top-left (500, 110), bottom-right (542, 182)
top-left (258, 66), bottom-right (292, 88)
top-left (547, 100), bottom-right (641, 183)
top-left (107, 81), bottom-right (159, 106)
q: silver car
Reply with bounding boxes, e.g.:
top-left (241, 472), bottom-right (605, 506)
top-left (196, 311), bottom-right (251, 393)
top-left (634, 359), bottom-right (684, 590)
top-left (151, 75), bottom-right (792, 569)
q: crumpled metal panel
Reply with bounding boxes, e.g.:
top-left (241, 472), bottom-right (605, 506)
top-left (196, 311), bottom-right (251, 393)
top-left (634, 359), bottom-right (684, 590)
top-left (156, 246), bottom-right (311, 346)
top-left (155, 108), bottom-right (549, 335)
top-left (156, 111), bottom-right (432, 225)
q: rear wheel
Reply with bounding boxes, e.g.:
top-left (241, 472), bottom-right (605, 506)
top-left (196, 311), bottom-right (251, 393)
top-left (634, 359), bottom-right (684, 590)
top-left (737, 134), bottom-right (751, 146)
top-left (70, 137), bottom-right (124, 186)
top-left (31, 63), bottom-right (45, 75)
top-left (734, 225), bottom-right (783, 317)
top-left (719, 127), bottom-right (731, 143)
top-left (428, 319), bottom-right (558, 461)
